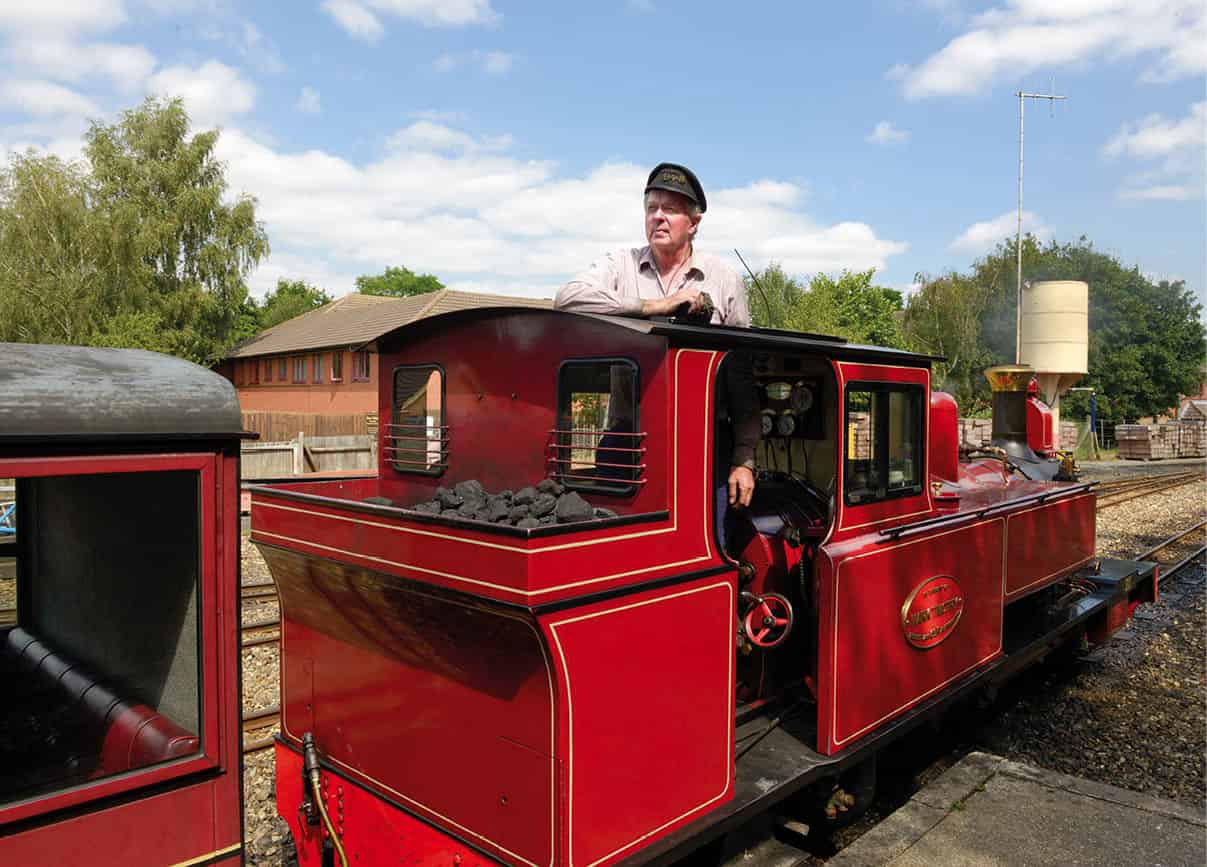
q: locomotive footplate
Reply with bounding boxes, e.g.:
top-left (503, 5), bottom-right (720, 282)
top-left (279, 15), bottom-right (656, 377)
top-left (619, 557), bottom-right (1159, 867)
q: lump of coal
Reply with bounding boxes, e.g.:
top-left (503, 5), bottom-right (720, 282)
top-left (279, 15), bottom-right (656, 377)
top-left (513, 486), bottom-right (538, 506)
top-left (413, 500), bottom-right (441, 515)
top-left (456, 501), bottom-right (479, 518)
top-left (435, 487), bottom-right (463, 508)
top-left (554, 491), bottom-right (594, 523)
top-left (537, 478), bottom-right (565, 496)
top-left (497, 489), bottom-right (514, 501)
top-left (454, 480), bottom-right (487, 509)
top-left (484, 497), bottom-right (510, 523)
top-left (441, 508), bottom-right (460, 517)
top-left (509, 505), bottom-right (530, 522)
top-left (530, 492), bottom-right (557, 518)
top-left (538, 515), bottom-right (556, 525)
top-left (363, 495), bottom-right (394, 507)
top-left (681, 290), bottom-right (716, 323)
top-left (516, 517), bottom-right (540, 529)
top-left (594, 507), bottom-right (618, 519)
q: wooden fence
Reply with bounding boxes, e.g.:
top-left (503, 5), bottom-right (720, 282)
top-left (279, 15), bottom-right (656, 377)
top-left (240, 411), bottom-right (377, 442)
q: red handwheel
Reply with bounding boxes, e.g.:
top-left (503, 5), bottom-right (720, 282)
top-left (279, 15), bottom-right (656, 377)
top-left (743, 592), bottom-right (794, 648)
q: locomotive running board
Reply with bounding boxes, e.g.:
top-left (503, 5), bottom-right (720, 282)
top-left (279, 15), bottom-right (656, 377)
top-left (619, 556), bottom-right (1158, 867)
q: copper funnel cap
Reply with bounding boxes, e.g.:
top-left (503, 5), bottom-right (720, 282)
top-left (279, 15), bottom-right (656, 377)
top-left (984, 364), bottom-right (1035, 393)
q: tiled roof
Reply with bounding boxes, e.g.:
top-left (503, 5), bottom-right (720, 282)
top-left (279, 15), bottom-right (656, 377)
top-left (227, 289), bottom-right (552, 358)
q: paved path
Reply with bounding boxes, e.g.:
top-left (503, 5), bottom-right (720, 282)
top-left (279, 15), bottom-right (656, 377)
top-left (829, 752), bottom-right (1205, 867)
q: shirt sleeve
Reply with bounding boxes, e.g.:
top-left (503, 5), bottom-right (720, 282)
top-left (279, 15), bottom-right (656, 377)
top-left (554, 250), bottom-right (644, 317)
top-left (723, 267), bottom-right (752, 328)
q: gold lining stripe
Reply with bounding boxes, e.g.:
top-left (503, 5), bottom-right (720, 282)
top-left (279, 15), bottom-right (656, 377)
top-left (168, 842), bottom-right (242, 867)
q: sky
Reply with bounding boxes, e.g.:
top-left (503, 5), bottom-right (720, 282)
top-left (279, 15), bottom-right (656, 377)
top-left (0, 0), bottom-right (1203, 305)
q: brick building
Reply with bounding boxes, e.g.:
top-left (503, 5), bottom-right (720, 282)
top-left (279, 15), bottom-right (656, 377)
top-left (224, 289), bottom-right (551, 415)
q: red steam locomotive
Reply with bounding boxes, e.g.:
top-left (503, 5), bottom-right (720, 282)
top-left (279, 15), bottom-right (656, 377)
top-left (249, 307), bottom-right (1157, 866)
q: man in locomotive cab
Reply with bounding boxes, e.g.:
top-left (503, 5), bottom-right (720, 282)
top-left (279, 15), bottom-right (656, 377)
top-left (555, 162), bottom-right (759, 506)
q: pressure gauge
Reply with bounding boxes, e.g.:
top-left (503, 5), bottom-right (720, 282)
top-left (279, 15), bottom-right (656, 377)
top-left (790, 383), bottom-right (814, 413)
top-left (765, 381), bottom-right (792, 402)
top-left (761, 412), bottom-right (775, 436)
top-left (776, 412), bottom-right (796, 437)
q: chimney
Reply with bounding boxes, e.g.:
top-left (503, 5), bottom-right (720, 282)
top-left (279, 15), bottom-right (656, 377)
top-left (984, 364), bottom-right (1038, 462)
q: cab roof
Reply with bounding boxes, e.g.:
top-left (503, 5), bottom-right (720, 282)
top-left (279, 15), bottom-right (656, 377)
top-left (370, 307), bottom-right (941, 367)
top-left (0, 343), bottom-right (246, 444)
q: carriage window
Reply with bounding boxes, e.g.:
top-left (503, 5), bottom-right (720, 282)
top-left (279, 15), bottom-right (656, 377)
top-left (0, 470), bottom-right (202, 807)
top-left (555, 359), bottom-right (641, 495)
top-left (844, 384), bottom-right (923, 505)
top-left (0, 479), bottom-right (15, 631)
top-left (389, 366), bottom-right (446, 475)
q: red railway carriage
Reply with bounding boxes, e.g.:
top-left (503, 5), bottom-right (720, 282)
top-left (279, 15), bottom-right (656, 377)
top-left (249, 309), bottom-right (1158, 867)
top-left (0, 344), bottom-right (247, 866)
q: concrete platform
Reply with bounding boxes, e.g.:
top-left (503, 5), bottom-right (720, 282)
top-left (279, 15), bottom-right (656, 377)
top-left (830, 752), bottom-right (1205, 867)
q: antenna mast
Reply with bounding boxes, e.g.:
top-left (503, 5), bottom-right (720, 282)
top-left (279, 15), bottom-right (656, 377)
top-left (1015, 88), bottom-right (1066, 363)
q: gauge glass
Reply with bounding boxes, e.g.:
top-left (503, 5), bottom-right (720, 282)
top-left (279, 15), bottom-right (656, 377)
top-left (776, 412), bottom-right (796, 437)
top-left (790, 384), bottom-right (814, 413)
top-left (761, 413), bottom-right (774, 436)
top-left (765, 381), bottom-right (792, 401)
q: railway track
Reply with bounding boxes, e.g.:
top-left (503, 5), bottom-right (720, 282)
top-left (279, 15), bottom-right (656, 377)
top-left (1094, 471), bottom-right (1202, 510)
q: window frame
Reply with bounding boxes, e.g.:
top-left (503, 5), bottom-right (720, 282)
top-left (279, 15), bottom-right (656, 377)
top-left (312, 353), bottom-right (323, 384)
top-left (331, 351), bottom-right (343, 382)
top-left (0, 452), bottom-right (220, 827)
top-left (292, 355), bottom-right (306, 384)
top-left (351, 350), bottom-right (371, 382)
top-left (842, 381), bottom-right (926, 507)
top-left (555, 356), bottom-right (642, 497)
top-left (389, 363), bottom-right (447, 477)
top-left (277, 357), bottom-right (288, 381)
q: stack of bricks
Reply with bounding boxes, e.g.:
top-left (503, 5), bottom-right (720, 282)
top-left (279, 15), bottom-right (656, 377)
top-left (1116, 423), bottom-right (1181, 460)
top-left (847, 412), bottom-right (872, 460)
top-left (959, 418), bottom-right (993, 448)
top-left (1176, 421), bottom-right (1205, 458)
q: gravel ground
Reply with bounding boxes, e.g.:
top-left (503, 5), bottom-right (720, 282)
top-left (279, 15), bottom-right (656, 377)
top-left (238, 479), bottom-right (1207, 865)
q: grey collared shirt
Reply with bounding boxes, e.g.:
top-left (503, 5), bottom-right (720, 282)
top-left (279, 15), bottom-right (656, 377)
top-left (554, 246), bottom-right (751, 327)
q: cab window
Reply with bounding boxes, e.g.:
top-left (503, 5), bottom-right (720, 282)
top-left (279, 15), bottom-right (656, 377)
top-left (844, 383), bottom-right (924, 505)
top-left (555, 359), bottom-right (641, 495)
top-left (390, 365), bottom-right (446, 475)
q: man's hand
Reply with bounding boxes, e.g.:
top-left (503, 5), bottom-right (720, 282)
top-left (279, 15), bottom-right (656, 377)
top-left (642, 286), bottom-right (703, 317)
top-left (728, 465), bottom-right (755, 508)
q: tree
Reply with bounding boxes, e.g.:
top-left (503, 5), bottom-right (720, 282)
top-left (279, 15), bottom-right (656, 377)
top-left (0, 97), bottom-right (269, 364)
top-left (902, 271), bottom-right (996, 411)
top-left (257, 278), bottom-right (332, 330)
top-left (746, 264), bottom-right (904, 347)
top-left (355, 266), bottom-right (443, 297)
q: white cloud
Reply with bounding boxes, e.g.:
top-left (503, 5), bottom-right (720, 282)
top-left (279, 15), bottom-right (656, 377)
top-left (323, 0), bottom-right (498, 38)
top-left (321, 0), bottom-right (383, 41)
top-left (895, 0), bottom-right (1206, 98)
top-left (297, 86), bottom-right (322, 114)
top-left (1119, 184), bottom-right (1196, 201)
top-left (147, 61), bottom-right (255, 128)
top-left (1105, 101), bottom-right (1205, 201)
top-left (6, 38), bottom-right (155, 90)
top-left (432, 50), bottom-right (514, 75)
top-left (951, 210), bottom-right (1048, 253)
top-left (215, 123), bottom-right (906, 299)
top-left (0, 1), bottom-right (127, 34)
top-left (867, 120), bottom-right (910, 145)
top-left (0, 80), bottom-right (99, 117)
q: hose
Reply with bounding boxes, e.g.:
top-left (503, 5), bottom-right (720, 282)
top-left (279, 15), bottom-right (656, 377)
top-left (302, 733), bottom-right (348, 867)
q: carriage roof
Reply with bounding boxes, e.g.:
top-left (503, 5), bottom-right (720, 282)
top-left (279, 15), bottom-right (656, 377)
top-left (0, 343), bottom-right (244, 443)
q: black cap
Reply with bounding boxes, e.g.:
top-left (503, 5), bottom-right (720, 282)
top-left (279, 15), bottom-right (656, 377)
top-left (645, 162), bottom-right (706, 212)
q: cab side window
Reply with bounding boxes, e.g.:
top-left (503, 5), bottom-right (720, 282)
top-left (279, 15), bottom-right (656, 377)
top-left (844, 383), bottom-right (923, 505)
top-left (389, 366), bottom-right (446, 475)
top-left (555, 359), bottom-right (642, 495)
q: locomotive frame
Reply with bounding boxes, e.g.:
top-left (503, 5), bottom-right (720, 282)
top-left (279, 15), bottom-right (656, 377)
top-left (249, 308), bottom-right (1158, 867)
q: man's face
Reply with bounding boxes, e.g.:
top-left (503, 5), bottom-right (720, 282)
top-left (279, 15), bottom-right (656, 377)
top-left (644, 189), bottom-right (699, 254)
